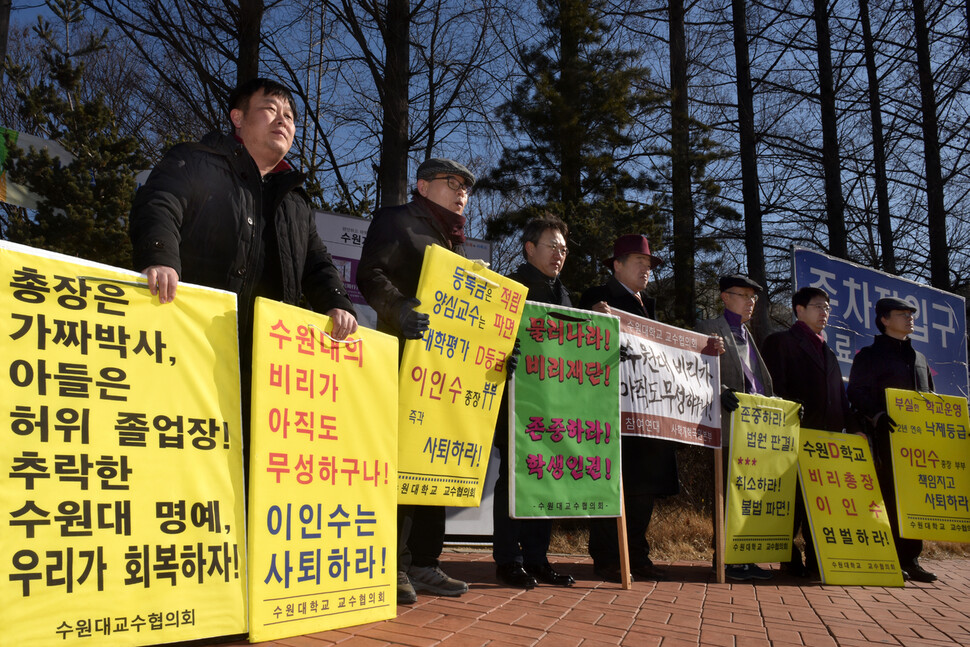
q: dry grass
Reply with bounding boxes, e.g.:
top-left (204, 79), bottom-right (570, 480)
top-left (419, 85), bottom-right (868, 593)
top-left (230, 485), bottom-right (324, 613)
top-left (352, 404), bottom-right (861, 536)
top-left (548, 502), bottom-right (714, 560)
top-left (546, 448), bottom-right (969, 560)
top-left (549, 500), bottom-right (970, 562)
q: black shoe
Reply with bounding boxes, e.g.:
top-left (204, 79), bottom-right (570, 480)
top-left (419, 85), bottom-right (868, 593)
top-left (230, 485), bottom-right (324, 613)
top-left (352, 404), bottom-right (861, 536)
top-left (496, 563), bottom-right (537, 589)
top-left (594, 564), bottom-right (626, 584)
top-left (726, 563), bottom-right (773, 581)
top-left (631, 562), bottom-right (667, 581)
top-left (524, 563), bottom-right (575, 587)
top-left (907, 563), bottom-right (938, 583)
top-left (783, 560), bottom-right (809, 578)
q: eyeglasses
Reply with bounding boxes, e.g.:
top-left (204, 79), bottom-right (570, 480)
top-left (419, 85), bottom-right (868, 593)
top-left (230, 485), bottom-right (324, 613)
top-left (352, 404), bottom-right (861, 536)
top-left (725, 291), bottom-right (758, 302)
top-left (431, 175), bottom-right (471, 194)
top-left (538, 242), bottom-right (569, 256)
top-left (807, 303), bottom-right (832, 313)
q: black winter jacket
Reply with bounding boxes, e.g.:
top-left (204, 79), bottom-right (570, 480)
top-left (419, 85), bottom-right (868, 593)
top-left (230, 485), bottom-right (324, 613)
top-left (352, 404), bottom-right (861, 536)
top-left (130, 131), bottom-right (353, 332)
top-left (357, 199), bottom-right (463, 337)
top-left (579, 275), bottom-right (678, 496)
top-left (508, 262), bottom-right (572, 306)
top-left (579, 276), bottom-right (655, 319)
top-left (847, 333), bottom-right (933, 459)
top-left (763, 323), bottom-right (859, 434)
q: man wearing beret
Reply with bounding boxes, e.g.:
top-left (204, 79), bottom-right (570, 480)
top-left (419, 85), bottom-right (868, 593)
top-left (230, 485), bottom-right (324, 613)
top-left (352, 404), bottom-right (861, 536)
top-left (579, 234), bottom-right (674, 582)
top-left (358, 157), bottom-right (476, 603)
top-left (696, 274), bottom-right (775, 580)
top-left (847, 297), bottom-right (937, 583)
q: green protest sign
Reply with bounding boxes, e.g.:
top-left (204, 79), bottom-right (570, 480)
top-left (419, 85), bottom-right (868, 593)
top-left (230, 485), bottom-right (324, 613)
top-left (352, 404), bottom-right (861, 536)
top-left (508, 302), bottom-right (620, 518)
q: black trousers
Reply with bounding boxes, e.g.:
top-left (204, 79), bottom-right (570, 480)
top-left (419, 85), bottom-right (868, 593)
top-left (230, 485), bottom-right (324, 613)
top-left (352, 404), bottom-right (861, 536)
top-left (398, 504), bottom-right (446, 571)
top-left (491, 438), bottom-right (552, 566)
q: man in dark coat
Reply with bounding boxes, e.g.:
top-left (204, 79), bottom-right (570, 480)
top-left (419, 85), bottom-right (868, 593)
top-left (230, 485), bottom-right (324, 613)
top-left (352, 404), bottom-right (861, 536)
top-left (579, 234), bottom-right (674, 582)
top-left (492, 213), bottom-right (576, 590)
top-left (129, 78), bottom-right (357, 471)
top-left (696, 274), bottom-right (775, 581)
top-left (763, 287), bottom-right (859, 577)
top-left (847, 297), bottom-right (937, 583)
top-left (357, 157), bottom-right (475, 604)
top-left (131, 78), bottom-right (357, 341)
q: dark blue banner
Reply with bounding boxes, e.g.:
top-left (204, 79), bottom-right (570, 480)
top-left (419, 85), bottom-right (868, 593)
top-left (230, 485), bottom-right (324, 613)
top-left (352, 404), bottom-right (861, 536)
top-left (793, 246), bottom-right (968, 398)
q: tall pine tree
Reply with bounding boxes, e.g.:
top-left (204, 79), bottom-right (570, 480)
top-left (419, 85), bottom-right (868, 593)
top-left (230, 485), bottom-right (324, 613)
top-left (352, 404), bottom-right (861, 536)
top-left (2, 0), bottom-right (146, 268)
top-left (482, 0), bottom-right (663, 291)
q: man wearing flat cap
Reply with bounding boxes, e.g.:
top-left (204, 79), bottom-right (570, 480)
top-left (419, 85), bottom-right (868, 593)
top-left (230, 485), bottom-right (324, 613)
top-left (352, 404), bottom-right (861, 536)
top-left (696, 274), bottom-right (775, 580)
top-left (847, 297), bottom-right (936, 583)
top-left (579, 234), bottom-right (673, 582)
top-left (358, 157), bottom-right (476, 604)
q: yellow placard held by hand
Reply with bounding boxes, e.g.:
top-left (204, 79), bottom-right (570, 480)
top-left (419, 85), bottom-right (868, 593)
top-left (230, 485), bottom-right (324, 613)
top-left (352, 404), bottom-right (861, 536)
top-left (397, 245), bottom-right (526, 507)
top-left (725, 393), bottom-right (800, 564)
top-left (247, 299), bottom-right (399, 641)
top-left (0, 241), bottom-right (247, 646)
top-left (886, 388), bottom-right (970, 543)
top-left (799, 428), bottom-right (904, 586)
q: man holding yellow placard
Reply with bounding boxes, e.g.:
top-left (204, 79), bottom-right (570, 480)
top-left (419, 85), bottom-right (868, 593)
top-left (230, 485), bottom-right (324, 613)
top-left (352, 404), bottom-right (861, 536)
top-left (697, 274), bottom-right (775, 581)
top-left (763, 286), bottom-right (860, 578)
top-left (131, 78), bottom-right (357, 339)
top-left (847, 297), bottom-right (937, 583)
top-left (358, 158), bottom-right (476, 603)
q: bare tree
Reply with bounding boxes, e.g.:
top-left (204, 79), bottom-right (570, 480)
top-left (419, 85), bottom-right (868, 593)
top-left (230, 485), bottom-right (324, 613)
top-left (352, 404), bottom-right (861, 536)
top-left (812, 0), bottom-right (846, 259)
top-left (912, 0), bottom-right (950, 290)
top-left (669, 0), bottom-right (696, 326)
top-left (731, 0), bottom-right (770, 339)
top-left (858, 0), bottom-right (895, 274)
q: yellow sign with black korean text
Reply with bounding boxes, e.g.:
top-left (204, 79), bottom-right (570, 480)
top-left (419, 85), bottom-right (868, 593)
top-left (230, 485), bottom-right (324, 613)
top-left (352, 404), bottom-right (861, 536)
top-left (798, 427), bottom-right (904, 586)
top-left (725, 393), bottom-right (800, 564)
top-left (248, 299), bottom-right (398, 640)
top-left (397, 245), bottom-right (527, 507)
top-left (0, 241), bottom-right (247, 646)
top-left (886, 388), bottom-right (970, 543)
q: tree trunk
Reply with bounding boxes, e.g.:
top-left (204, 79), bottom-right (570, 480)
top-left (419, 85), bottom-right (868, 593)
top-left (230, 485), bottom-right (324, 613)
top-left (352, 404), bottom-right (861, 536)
top-left (237, 0), bottom-right (263, 86)
top-left (669, 0), bottom-right (695, 326)
top-left (731, 0), bottom-right (769, 341)
top-left (859, 0), bottom-right (896, 274)
top-left (557, 1), bottom-right (583, 206)
top-left (812, 0), bottom-right (846, 259)
top-left (0, 0), bottom-right (11, 64)
top-left (912, 0), bottom-right (950, 290)
top-left (379, 0), bottom-right (410, 208)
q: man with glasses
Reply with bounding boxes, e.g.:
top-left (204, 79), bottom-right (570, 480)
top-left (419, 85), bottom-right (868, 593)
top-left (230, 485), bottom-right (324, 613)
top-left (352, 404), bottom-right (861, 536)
top-left (762, 287), bottom-right (859, 578)
top-left (697, 274), bottom-right (774, 580)
top-left (492, 213), bottom-right (576, 590)
top-left (579, 234), bottom-right (674, 583)
top-left (847, 297), bottom-right (936, 583)
top-left (358, 157), bottom-right (475, 604)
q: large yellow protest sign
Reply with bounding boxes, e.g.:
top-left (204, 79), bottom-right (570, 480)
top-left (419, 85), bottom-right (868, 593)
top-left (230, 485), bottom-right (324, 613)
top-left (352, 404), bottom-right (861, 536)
top-left (725, 393), bottom-right (800, 564)
top-left (798, 428), bottom-right (903, 586)
top-left (886, 388), bottom-right (970, 543)
top-left (248, 299), bottom-right (398, 641)
top-left (0, 241), bottom-right (247, 646)
top-left (398, 245), bottom-right (526, 507)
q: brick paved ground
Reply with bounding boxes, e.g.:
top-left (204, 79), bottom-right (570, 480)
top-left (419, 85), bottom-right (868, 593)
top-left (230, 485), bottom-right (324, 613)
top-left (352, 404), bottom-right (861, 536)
top-left (225, 552), bottom-right (970, 647)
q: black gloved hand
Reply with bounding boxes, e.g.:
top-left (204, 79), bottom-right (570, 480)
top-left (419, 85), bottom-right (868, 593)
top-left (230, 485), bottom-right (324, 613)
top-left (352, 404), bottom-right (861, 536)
top-left (876, 413), bottom-right (897, 434)
top-left (397, 298), bottom-right (430, 340)
top-left (721, 388), bottom-right (740, 412)
top-left (796, 401), bottom-right (805, 421)
top-left (619, 344), bottom-right (631, 363)
top-left (505, 338), bottom-right (521, 380)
